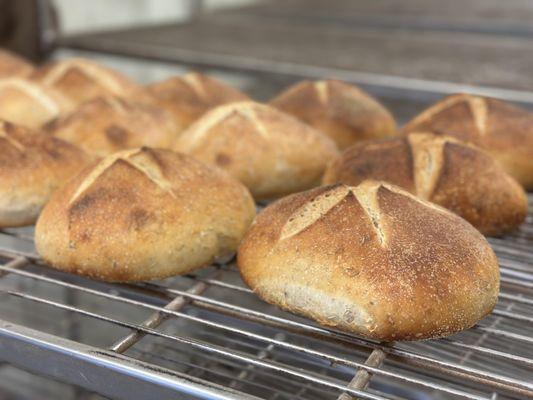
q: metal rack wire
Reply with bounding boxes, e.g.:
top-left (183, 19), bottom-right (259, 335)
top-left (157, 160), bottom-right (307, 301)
top-left (0, 194), bottom-right (531, 400)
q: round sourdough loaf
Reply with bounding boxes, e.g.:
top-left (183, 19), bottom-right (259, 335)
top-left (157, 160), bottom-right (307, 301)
top-left (323, 133), bottom-right (527, 236)
top-left (31, 58), bottom-right (140, 106)
top-left (0, 120), bottom-right (91, 227)
top-left (0, 50), bottom-right (33, 78)
top-left (146, 72), bottom-right (250, 131)
top-left (270, 79), bottom-right (396, 150)
top-left (35, 147), bottom-right (256, 282)
top-left (0, 78), bottom-right (72, 129)
top-left (402, 94), bottom-right (533, 189)
top-left (238, 181), bottom-right (499, 341)
top-left (43, 96), bottom-right (178, 156)
top-left (174, 101), bottom-right (339, 200)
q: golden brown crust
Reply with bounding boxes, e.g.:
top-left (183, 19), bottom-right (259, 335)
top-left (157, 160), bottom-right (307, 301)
top-left (31, 58), bottom-right (140, 106)
top-left (0, 50), bottom-right (33, 79)
top-left (323, 133), bottom-right (527, 236)
top-left (146, 72), bottom-right (250, 131)
top-left (238, 181), bottom-right (499, 341)
top-left (43, 96), bottom-right (179, 156)
top-left (0, 77), bottom-right (73, 129)
top-left (35, 147), bottom-right (256, 282)
top-left (402, 93), bottom-right (533, 189)
top-left (174, 101), bottom-right (339, 200)
top-left (323, 136), bottom-right (416, 193)
top-left (0, 120), bottom-right (92, 227)
top-left (270, 79), bottom-right (397, 150)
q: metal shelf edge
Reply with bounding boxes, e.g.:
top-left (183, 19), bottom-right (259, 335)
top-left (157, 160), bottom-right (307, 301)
top-left (59, 35), bottom-right (533, 105)
top-left (0, 320), bottom-right (260, 400)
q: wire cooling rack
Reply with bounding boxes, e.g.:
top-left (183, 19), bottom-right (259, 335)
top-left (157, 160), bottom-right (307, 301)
top-left (0, 195), bottom-right (531, 400)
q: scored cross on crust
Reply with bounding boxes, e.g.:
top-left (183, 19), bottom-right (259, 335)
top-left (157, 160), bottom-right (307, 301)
top-left (408, 133), bottom-right (455, 200)
top-left (181, 102), bottom-right (271, 150)
top-left (42, 59), bottom-right (128, 96)
top-left (405, 94), bottom-right (489, 137)
top-left (99, 96), bottom-right (127, 114)
top-left (314, 81), bottom-right (329, 105)
top-left (280, 182), bottom-right (386, 245)
top-left (69, 148), bottom-right (176, 205)
top-left (0, 121), bottom-right (25, 151)
top-left (407, 133), bottom-right (479, 201)
top-left (182, 73), bottom-right (207, 99)
top-left (280, 181), bottom-right (446, 244)
top-left (280, 182), bottom-right (386, 244)
top-left (467, 96), bottom-right (488, 136)
top-left (0, 78), bottom-right (60, 114)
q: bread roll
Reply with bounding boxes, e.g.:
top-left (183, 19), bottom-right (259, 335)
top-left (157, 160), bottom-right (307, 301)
top-left (44, 96), bottom-right (178, 157)
top-left (270, 79), bottom-right (397, 150)
top-left (146, 72), bottom-right (250, 131)
top-left (238, 181), bottom-right (499, 341)
top-left (0, 78), bottom-right (72, 129)
top-left (35, 147), bottom-right (255, 282)
top-left (323, 133), bottom-right (527, 236)
top-left (174, 101), bottom-right (339, 200)
top-left (0, 50), bottom-right (33, 78)
top-left (32, 58), bottom-right (140, 106)
top-left (402, 94), bottom-right (533, 189)
top-left (0, 120), bottom-right (91, 227)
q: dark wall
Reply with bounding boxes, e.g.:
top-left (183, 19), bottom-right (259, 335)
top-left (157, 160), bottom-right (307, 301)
top-left (0, 0), bottom-right (56, 61)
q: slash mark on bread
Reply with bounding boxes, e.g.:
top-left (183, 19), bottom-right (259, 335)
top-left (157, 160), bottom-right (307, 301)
top-left (69, 148), bottom-right (176, 204)
top-left (182, 73), bottom-right (207, 99)
top-left (0, 121), bottom-right (25, 151)
top-left (404, 93), bottom-right (489, 138)
top-left (280, 182), bottom-right (386, 245)
top-left (467, 96), bottom-right (488, 136)
top-left (42, 59), bottom-right (126, 95)
top-left (0, 78), bottom-right (60, 114)
top-left (408, 133), bottom-right (448, 200)
top-left (182, 102), bottom-right (271, 149)
top-left (314, 81), bottom-right (329, 105)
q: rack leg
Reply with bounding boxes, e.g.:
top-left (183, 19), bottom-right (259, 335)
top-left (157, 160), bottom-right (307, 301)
top-left (110, 271), bottom-right (220, 354)
top-left (337, 346), bottom-right (389, 400)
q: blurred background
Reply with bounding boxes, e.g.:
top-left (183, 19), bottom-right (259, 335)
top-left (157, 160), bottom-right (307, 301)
top-left (1, 1), bottom-right (532, 398)
top-left (2, 0), bottom-right (533, 125)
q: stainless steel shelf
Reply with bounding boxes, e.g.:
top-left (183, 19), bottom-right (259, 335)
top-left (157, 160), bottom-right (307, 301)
top-left (59, 0), bottom-right (533, 103)
top-left (0, 195), bottom-right (531, 399)
top-left (233, 0), bottom-right (533, 38)
top-left (3, 3), bottom-right (533, 397)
